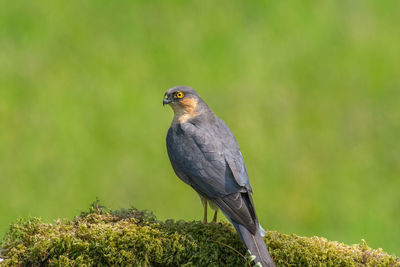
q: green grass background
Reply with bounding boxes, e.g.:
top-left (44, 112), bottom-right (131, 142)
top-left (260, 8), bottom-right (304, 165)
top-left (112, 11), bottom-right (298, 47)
top-left (1, 0), bottom-right (399, 255)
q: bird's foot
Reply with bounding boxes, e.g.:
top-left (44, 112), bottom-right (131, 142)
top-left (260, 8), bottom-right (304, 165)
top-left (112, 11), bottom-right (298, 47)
top-left (212, 210), bottom-right (218, 223)
top-left (202, 199), bottom-right (208, 224)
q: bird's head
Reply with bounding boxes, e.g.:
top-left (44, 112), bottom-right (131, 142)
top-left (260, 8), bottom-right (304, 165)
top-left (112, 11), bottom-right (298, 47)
top-left (163, 86), bottom-right (200, 106)
top-left (163, 86), bottom-right (204, 123)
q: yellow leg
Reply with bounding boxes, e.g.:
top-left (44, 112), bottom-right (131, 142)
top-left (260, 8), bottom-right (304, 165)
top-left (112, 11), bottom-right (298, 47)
top-left (203, 199), bottom-right (208, 224)
top-left (212, 209), bottom-right (218, 223)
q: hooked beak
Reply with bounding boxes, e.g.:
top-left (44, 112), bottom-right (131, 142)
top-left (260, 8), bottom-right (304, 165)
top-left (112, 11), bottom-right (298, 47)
top-left (163, 95), bottom-right (172, 106)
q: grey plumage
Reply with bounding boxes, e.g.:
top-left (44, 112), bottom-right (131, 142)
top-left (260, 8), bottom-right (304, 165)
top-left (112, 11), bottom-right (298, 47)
top-left (164, 86), bottom-right (275, 267)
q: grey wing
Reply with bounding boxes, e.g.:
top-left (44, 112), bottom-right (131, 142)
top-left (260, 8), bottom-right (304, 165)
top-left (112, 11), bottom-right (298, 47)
top-left (167, 124), bottom-right (241, 197)
top-left (216, 118), bottom-right (252, 192)
top-left (166, 122), bottom-right (258, 234)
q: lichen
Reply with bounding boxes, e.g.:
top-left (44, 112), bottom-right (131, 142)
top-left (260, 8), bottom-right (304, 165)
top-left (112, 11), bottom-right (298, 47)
top-left (1, 202), bottom-right (399, 266)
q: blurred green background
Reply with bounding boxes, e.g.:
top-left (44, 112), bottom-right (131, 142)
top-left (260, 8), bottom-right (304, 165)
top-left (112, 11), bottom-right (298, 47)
top-left (1, 0), bottom-right (399, 255)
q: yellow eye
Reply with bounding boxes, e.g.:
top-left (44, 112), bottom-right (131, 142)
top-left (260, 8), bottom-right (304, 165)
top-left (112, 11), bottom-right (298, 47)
top-left (175, 92), bottom-right (184, 99)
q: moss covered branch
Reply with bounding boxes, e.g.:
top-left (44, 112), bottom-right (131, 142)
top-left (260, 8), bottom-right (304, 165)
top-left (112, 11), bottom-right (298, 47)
top-left (1, 203), bottom-right (399, 266)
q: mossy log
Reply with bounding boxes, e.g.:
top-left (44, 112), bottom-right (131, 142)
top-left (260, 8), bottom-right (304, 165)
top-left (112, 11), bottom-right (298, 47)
top-left (0, 204), bottom-right (399, 266)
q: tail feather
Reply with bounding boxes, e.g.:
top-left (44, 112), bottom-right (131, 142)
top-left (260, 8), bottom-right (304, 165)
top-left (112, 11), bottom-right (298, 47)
top-left (232, 221), bottom-right (275, 267)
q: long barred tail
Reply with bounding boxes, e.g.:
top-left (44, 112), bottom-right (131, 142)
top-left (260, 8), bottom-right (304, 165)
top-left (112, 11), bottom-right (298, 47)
top-left (232, 221), bottom-right (275, 267)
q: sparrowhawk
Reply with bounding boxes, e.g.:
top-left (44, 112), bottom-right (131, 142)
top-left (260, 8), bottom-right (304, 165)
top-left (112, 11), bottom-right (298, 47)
top-left (163, 86), bottom-right (275, 267)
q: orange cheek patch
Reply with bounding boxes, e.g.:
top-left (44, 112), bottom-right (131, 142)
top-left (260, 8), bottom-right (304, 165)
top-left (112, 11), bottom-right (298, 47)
top-left (171, 97), bottom-right (198, 124)
top-left (180, 98), bottom-right (197, 109)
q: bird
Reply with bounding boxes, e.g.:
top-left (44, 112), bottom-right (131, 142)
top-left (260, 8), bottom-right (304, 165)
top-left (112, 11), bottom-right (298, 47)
top-left (163, 86), bottom-right (275, 266)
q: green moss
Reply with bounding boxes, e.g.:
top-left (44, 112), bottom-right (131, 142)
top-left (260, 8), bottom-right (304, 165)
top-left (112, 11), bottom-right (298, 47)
top-left (1, 203), bottom-right (399, 266)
